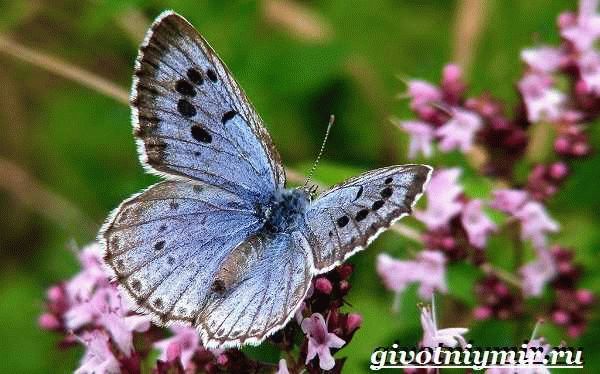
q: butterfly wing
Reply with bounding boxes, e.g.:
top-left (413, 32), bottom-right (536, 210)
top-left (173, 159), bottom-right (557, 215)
top-left (303, 164), bottom-right (432, 272)
top-left (101, 181), bottom-right (262, 325)
top-left (195, 232), bottom-right (313, 348)
top-left (132, 11), bottom-right (284, 200)
top-left (101, 182), bottom-right (312, 347)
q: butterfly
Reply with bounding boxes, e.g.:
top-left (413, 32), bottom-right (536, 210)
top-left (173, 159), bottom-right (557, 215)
top-left (100, 10), bottom-right (432, 348)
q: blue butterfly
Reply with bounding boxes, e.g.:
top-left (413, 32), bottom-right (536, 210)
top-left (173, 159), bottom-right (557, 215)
top-left (100, 10), bottom-right (432, 348)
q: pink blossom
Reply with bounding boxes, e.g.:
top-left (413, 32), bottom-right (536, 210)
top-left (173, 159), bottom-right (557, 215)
top-left (38, 313), bottom-right (61, 330)
top-left (376, 250), bottom-right (447, 301)
top-left (415, 168), bottom-right (463, 229)
top-left (491, 189), bottom-right (528, 214)
top-left (399, 120), bottom-right (434, 159)
top-left (415, 251), bottom-right (448, 299)
top-left (314, 277), bottom-right (333, 294)
top-left (521, 46), bottom-right (563, 73)
top-left (154, 326), bottom-right (201, 369)
top-left (407, 80), bottom-right (442, 110)
top-left (436, 109), bottom-right (482, 153)
top-left (301, 313), bottom-right (345, 370)
top-left (100, 313), bottom-right (151, 355)
top-left (346, 313), bottom-right (363, 333)
top-left (376, 253), bottom-right (420, 294)
top-left (578, 50), bottom-right (600, 94)
top-left (561, 0), bottom-right (600, 51)
top-left (420, 302), bottom-right (468, 349)
top-left (66, 243), bottom-right (110, 302)
top-left (520, 248), bottom-right (557, 297)
top-left (461, 199), bottom-right (497, 248)
top-left (75, 331), bottom-right (120, 374)
top-left (518, 73), bottom-right (565, 123)
top-left (277, 359), bottom-right (290, 374)
top-left (514, 201), bottom-right (560, 248)
top-left (64, 287), bottom-right (120, 330)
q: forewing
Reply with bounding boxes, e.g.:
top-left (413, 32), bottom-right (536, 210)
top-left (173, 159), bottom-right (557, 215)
top-left (132, 11), bottom-right (284, 200)
top-left (195, 232), bottom-right (313, 348)
top-left (101, 181), bottom-right (262, 324)
top-left (303, 164), bottom-right (432, 272)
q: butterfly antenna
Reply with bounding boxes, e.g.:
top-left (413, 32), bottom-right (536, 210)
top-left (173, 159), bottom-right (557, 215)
top-left (304, 114), bottom-right (335, 188)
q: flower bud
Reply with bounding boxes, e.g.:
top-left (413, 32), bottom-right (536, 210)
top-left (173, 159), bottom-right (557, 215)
top-left (314, 277), bottom-right (333, 295)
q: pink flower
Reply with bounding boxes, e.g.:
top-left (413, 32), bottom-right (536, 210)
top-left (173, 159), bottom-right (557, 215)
top-left (415, 168), bottom-right (463, 229)
top-left (407, 80), bottom-right (442, 110)
top-left (64, 286), bottom-right (120, 330)
top-left (461, 199), bottom-right (497, 248)
top-left (376, 250), bottom-right (447, 301)
top-left (399, 120), bottom-right (434, 159)
top-left (415, 251), bottom-right (448, 299)
top-left (100, 313), bottom-right (151, 355)
top-left (436, 109), bottom-right (482, 153)
top-left (301, 313), bottom-right (345, 370)
top-left (376, 253), bottom-right (420, 293)
top-left (515, 201), bottom-right (560, 248)
top-left (154, 326), bottom-right (201, 369)
top-left (38, 313), bottom-right (61, 330)
top-left (518, 73), bottom-right (565, 123)
top-left (521, 46), bottom-right (563, 73)
top-left (520, 248), bottom-right (557, 297)
top-left (75, 331), bottom-right (120, 374)
top-left (277, 359), bottom-right (290, 374)
top-left (346, 313), bottom-right (363, 333)
top-left (561, 0), bottom-right (600, 51)
top-left (578, 50), bottom-right (600, 94)
top-left (67, 243), bottom-right (110, 302)
top-left (420, 302), bottom-right (468, 349)
top-left (314, 277), bottom-right (333, 294)
top-left (491, 189), bottom-right (528, 214)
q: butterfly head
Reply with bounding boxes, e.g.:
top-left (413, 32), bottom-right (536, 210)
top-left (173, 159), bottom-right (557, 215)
top-left (301, 184), bottom-right (320, 199)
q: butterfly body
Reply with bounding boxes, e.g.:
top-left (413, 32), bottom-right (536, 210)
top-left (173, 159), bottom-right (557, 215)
top-left (262, 188), bottom-right (310, 234)
top-left (100, 10), bottom-right (432, 348)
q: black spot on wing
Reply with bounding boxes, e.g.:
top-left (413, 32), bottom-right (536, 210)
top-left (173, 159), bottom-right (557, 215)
top-left (380, 187), bottom-right (393, 199)
top-left (154, 240), bottom-right (165, 251)
top-left (187, 68), bottom-right (204, 84)
top-left (354, 186), bottom-right (363, 201)
top-left (206, 69), bottom-right (218, 82)
top-left (355, 209), bottom-right (369, 222)
top-left (175, 79), bottom-right (196, 96)
top-left (191, 125), bottom-right (212, 143)
top-left (221, 110), bottom-right (237, 124)
top-left (372, 200), bottom-right (385, 211)
top-left (177, 98), bottom-right (196, 117)
top-left (336, 216), bottom-right (349, 228)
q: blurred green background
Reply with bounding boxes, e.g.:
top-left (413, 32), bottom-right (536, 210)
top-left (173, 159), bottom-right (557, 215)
top-left (1, 0), bottom-right (598, 372)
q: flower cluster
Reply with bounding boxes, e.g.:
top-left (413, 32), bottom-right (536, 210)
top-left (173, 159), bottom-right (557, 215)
top-left (39, 243), bottom-right (361, 373)
top-left (378, 0), bottom-right (595, 349)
